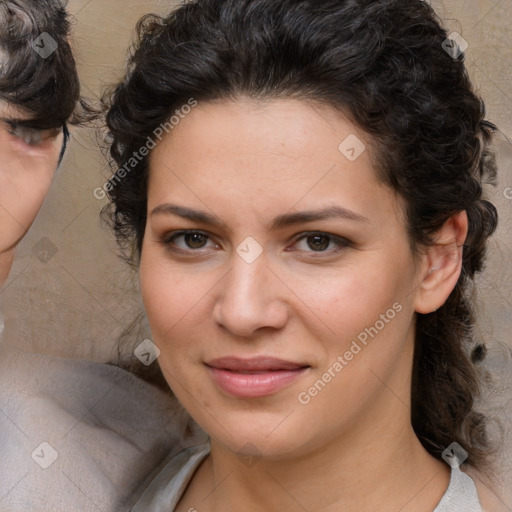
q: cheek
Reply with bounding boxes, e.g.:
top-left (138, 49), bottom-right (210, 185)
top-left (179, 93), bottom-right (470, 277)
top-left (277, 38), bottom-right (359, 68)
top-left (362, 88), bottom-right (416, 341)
top-left (290, 260), bottom-right (404, 333)
top-left (139, 250), bottom-right (215, 403)
top-left (288, 253), bottom-right (416, 386)
top-left (0, 150), bottom-right (59, 249)
top-left (139, 249), bottom-right (211, 348)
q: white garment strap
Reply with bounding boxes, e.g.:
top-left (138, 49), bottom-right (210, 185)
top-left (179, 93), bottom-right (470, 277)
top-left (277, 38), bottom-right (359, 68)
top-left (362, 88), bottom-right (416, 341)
top-left (433, 466), bottom-right (481, 512)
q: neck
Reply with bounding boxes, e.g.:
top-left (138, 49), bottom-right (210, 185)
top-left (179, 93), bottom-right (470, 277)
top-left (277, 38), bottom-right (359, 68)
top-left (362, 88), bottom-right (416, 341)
top-left (191, 396), bottom-right (450, 512)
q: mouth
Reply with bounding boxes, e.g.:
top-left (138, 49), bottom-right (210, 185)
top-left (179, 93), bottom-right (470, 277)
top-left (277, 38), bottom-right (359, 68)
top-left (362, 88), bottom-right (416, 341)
top-left (205, 357), bottom-right (310, 398)
top-left (206, 356), bottom-right (309, 372)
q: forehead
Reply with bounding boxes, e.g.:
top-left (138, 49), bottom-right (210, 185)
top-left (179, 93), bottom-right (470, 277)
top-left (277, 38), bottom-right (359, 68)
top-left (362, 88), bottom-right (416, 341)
top-left (146, 98), bottom-right (406, 233)
top-left (149, 98), bottom-right (372, 185)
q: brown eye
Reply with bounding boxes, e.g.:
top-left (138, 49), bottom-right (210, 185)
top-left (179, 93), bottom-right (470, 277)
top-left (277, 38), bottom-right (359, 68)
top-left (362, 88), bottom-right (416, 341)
top-left (291, 232), bottom-right (351, 256)
top-left (183, 232), bottom-right (209, 249)
top-left (161, 230), bottom-right (218, 253)
top-left (306, 234), bottom-right (330, 251)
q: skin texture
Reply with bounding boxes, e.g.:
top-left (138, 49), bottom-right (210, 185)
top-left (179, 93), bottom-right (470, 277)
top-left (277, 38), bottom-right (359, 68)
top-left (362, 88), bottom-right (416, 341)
top-left (0, 101), bottom-right (63, 286)
top-left (140, 98), bottom-right (468, 511)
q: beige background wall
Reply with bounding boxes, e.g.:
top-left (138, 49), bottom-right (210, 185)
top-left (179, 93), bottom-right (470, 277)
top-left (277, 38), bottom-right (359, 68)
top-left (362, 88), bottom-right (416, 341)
top-left (0, 0), bottom-right (511, 476)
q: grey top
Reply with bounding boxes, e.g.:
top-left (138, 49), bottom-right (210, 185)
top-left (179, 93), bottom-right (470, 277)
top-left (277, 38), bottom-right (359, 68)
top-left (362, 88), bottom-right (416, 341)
top-left (131, 443), bottom-right (482, 512)
top-left (0, 348), bottom-right (207, 512)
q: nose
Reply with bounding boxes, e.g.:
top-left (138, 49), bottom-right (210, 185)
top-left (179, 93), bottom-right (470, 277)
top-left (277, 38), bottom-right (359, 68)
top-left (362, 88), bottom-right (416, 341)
top-left (212, 253), bottom-right (289, 338)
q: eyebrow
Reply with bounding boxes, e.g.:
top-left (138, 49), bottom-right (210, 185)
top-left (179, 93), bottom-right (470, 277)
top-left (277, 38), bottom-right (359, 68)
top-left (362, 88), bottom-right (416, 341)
top-left (0, 116), bottom-right (60, 131)
top-left (151, 203), bottom-right (369, 230)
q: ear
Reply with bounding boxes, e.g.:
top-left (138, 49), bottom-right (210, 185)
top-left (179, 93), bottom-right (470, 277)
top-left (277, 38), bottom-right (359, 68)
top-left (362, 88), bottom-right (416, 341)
top-left (414, 211), bottom-right (468, 314)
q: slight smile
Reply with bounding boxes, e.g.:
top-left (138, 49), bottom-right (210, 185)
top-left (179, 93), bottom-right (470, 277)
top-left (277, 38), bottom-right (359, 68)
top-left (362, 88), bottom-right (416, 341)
top-left (205, 357), bottom-right (311, 399)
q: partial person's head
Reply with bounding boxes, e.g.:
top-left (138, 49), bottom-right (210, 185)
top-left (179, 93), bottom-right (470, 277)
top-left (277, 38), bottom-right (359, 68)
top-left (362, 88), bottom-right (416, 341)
top-left (105, 0), bottom-right (498, 473)
top-left (0, 0), bottom-right (80, 285)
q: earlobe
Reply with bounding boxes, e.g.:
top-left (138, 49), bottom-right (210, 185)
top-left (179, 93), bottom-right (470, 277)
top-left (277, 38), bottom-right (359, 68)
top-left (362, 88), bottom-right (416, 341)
top-left (414, 211), bottom-right (468, 314)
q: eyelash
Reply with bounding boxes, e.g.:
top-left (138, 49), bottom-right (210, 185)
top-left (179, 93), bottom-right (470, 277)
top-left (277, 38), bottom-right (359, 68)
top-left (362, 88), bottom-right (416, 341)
top-left (159, 230), bottom-right (351, 258)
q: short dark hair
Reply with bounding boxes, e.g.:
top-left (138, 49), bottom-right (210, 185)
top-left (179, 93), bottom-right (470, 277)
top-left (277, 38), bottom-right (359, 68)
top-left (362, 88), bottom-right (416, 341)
top-left (104, 0), bottom-right (499, 472)
top-left (0, 0), bottom-right (84, 130)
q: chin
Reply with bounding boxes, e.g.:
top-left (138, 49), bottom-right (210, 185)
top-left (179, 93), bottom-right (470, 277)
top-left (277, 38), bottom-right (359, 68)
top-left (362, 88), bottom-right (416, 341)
top-left (205, 410), bottom-right (307, 457)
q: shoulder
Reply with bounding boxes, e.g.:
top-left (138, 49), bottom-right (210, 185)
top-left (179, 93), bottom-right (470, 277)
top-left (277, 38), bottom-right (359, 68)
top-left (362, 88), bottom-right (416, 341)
top-left (0, 347), bottom-right (206, 511)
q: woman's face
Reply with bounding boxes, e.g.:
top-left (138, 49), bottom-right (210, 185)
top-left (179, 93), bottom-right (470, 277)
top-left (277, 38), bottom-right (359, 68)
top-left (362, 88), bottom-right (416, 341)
top-left (140, 98), bottom-right (426, 459)
top-left (0, 101), bottom-right (64, 285)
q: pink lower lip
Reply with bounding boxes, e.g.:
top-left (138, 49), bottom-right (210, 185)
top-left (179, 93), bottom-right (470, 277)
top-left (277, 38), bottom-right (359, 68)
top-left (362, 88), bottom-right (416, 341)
top-left (207, 367), bottom-right (308, 398)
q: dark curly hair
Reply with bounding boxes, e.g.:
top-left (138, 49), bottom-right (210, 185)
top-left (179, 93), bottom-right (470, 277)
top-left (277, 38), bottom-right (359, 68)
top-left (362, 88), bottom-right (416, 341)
top-left (103, 0), bottom-right (499, 472)
top-left (0, 0), bottom-right (89, 137)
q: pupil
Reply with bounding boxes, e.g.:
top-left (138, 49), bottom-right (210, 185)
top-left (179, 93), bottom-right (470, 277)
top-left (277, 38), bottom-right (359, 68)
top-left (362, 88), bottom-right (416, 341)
top-left (308, 235), bottom-right (329, 251)
top-left (186, 233), bottom-right (206, 248)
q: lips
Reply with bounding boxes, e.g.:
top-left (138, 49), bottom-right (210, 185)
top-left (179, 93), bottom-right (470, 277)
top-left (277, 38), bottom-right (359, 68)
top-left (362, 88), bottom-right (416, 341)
top-left (205, 357), bottom-right (310, 398)
top-left (206, 356), bottom-right (307, 372)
